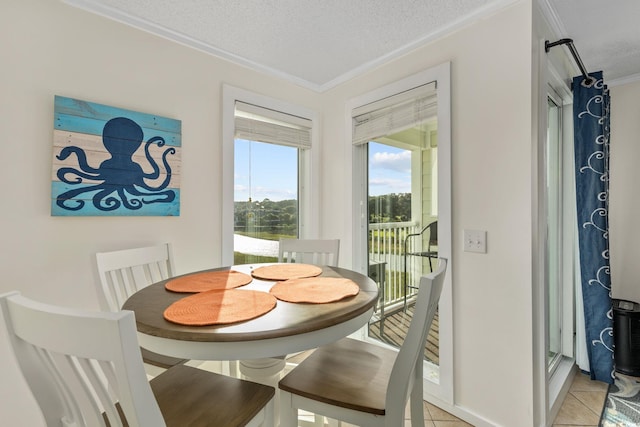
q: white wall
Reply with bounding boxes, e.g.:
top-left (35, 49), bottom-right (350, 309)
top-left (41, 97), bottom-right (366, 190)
top-left (320, 2), bottom-right (535, 425)
top-left (0, 0), bottom-right (321, 424)
top-left (610, 81), bottom-right (640, 302)
top-left (0, 0), bottom-right (328, 302)
top-left (1, 0), bottom-right (540, 425)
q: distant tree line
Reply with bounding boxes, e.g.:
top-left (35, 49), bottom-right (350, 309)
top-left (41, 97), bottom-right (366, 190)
top-left (368, 193), bottom-right (411, 223)
top-left (235, 193), bottom-right (411, 233)
top-left (234, 199), bottom-right (298, 235)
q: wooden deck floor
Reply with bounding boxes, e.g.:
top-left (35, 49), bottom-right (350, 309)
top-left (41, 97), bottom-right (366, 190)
top-left (368, 304), bottom-right (439, 364)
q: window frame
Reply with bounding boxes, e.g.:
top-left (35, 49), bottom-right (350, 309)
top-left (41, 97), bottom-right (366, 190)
top-left (546, 88), bottom-right (564, 376)
top-left (221, 85), bottom-right (319, 266)
top-left (534, 41), bottom-right (577, 424)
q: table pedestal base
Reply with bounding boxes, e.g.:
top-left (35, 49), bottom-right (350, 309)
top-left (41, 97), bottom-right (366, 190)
top-left (240, 357), bottom-right (287, 426)
top-left (239, 357), bottom-right (287, 381)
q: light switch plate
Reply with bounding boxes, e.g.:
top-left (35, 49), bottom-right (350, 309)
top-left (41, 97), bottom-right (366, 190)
top-left (463, 229), bottom-right (487, 253)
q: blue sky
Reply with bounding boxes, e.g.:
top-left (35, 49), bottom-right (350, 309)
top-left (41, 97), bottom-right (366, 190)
top-left (368, 142), bottom-right (411, 196)
top-left (234, 139), bottom-right (298, 202)
top-left (234, 139), bottom-right (410, 201)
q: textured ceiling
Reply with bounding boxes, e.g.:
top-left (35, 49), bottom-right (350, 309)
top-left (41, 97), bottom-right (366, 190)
top-left (544, 0), bottom-right (640, 85)
top-left (64, 0), bottom-right (640, 91)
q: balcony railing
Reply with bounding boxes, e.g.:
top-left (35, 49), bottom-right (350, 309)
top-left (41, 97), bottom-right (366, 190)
top-left (368, 221), bottom-right (439, 363)
top-left (369, 221), bottom-right (431, 313)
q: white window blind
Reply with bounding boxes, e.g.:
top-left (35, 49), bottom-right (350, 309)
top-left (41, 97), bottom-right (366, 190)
top-left (352, 82), bottom-right (437, 145)
top-left (235, 101), bottom-right (312, 149)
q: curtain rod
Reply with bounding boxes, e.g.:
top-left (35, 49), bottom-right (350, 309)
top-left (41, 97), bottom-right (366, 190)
top-left (545, 38), bottom-right (594, 85)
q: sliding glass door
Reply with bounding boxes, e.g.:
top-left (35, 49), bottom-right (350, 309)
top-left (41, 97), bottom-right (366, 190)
top-left (546, 92), bottom-right (563, 374)
top-left (350, 63), bottom-right (452, 403)
top-left (365, 129), bottom-right (439, 364)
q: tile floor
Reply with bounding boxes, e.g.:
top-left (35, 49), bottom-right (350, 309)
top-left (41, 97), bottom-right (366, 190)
top-left (404, 371), bottom-right (607, 427)
top-left (339, 371), bottom-right (609, 427)
top-left (335, 400), bottom-right (474, 427)
top-left (404, 401), bottom-right (475, 426)
top-left (551, 371), bottom-right (609, 427)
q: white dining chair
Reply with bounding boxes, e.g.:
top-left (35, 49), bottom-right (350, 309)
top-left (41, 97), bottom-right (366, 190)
top-left (278, 258), bottom-right (447, 427)
top-left (95, 243), bottom-right (187, 369)
top-left (278, 238), bottom-right (340, 266)
top-left (96, 243), bottom-right (239, 375)
top-left (0, 291), bottom-right (275, 427)
top-left (275, 238), bottom-right (340, 426)
top-left (96, 243), bottom-right (176, 313)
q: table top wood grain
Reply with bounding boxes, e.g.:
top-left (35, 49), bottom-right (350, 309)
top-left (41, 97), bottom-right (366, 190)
top-left (122, 264), bottom-right (378, 351)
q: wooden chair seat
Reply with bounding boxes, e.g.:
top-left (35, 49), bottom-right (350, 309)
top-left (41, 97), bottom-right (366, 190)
top-left (151, 364), bottom-right (274, 426)
top-left (141, 347), bottom-right (186, 369)
top-left (279, 337), bottom-right (397, 415)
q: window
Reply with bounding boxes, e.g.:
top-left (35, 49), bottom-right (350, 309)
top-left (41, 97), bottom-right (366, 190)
top-left (233, 139), bottom-right (299, 264)
top-left (222, 86), bottom-right (317, 266)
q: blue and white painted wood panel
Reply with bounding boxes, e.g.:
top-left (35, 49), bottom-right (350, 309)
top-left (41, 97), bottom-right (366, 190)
top-left (51, 96), bottom-right (181, 216)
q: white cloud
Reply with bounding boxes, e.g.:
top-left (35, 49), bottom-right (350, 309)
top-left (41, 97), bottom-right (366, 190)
top-left (370, 150), bottom-right (411, 173)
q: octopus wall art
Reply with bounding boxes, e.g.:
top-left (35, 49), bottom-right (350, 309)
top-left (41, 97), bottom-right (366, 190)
top-left (51, 96), bottom-right (181, 216)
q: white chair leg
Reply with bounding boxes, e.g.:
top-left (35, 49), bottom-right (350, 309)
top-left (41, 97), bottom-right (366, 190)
top-left (410, 377), bottom-right (425, 427)
top-left (279, 391), bottom-right (298, 427)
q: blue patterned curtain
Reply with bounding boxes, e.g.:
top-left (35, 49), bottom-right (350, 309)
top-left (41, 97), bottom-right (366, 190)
top-left (573, 71), bottom-right (613, 384)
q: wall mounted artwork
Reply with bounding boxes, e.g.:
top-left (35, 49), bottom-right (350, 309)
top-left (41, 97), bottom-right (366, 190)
top-left (51, 96), bottom-right (181, 216)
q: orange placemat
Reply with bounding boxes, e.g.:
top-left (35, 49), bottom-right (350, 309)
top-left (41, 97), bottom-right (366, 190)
top-left (165, 270), bottom-right (252, 293)
top-left (163, 289), bottom-right (277, 326)
top-left (251, 263), bottom-right (322, 281)
top-left (269, 277), bottom-right (360, 303)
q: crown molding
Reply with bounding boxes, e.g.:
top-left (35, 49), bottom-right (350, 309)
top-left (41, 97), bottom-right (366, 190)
top-left (536, 0), bottom-right (567, 39)
top-left (64, 0), bottom-right (521, 93)
top-left (608, 72), bottom-right (640, 88)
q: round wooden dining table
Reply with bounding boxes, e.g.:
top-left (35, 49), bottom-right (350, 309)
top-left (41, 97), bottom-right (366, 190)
top-left (122, 263), bottom-right (379, 363)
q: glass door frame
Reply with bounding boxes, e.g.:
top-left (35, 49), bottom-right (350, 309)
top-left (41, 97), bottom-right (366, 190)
top-left (535, 41), bottom-right (577, 425)
top-left (348, 63), bottom-right (453, 404)
top-left (546, 89), bottom-right (563, 377)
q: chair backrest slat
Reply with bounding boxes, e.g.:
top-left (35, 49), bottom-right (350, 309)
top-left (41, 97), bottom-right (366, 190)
top-left (278, 238), bottom-right (340, 267)
top-left (146, 260), bottom-right (168, 284)
top-left (38, 345), bottom-right (85, 426)
top-left (71, 357), bottom-right (116, 427)
top-left (96, 243), bottom-right (175, 312)
top-left (386, 258), bottom-right (447, 422)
